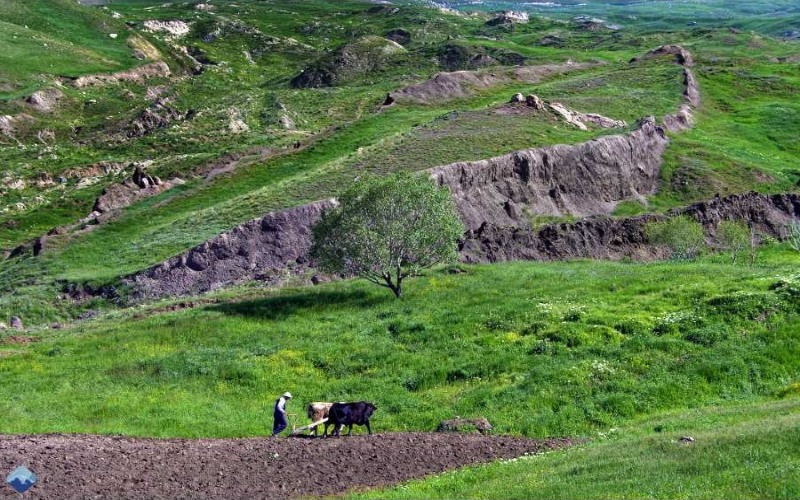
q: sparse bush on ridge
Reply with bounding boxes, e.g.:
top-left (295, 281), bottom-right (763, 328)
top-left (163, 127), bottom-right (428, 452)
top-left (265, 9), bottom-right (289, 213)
top-left (645, 216), bottom-right (706, 260)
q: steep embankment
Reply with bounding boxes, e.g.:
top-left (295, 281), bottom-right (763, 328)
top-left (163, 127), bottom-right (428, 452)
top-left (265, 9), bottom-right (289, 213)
top-left (460, 192), bottom-right (800, 263)
top-left (430, 116), bottom-right (667, 231)
top-left (127, 200), bottom-right (335, 299)
top-left (124, 46), bottom-right (724, 299)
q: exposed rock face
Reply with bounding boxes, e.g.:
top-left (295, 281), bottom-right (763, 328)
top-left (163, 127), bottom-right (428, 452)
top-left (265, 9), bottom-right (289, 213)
top-left (548, 102), bottom-right (589, 130)
top-left (431, 116), bottom-right (666, 231)
top-left (73, 62), bottom-right (171, 88)
top-left (0, 114), bottom-right (34, 145)
top-left (644, 45), bottom-right (695, 67)
top-left (460, 192), bottom-right (800, 263)
top-left (526, 94), bottom-right (545, 110)
top-left (487, 11), bottom-right (529, 26)
top-left (228, 108), bottom-right (249, 134)
top-left (125, 200), bottom-right (337, 299)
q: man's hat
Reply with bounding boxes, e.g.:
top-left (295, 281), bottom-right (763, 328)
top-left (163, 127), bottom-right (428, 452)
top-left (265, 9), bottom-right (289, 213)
top-left (283, 392), bottom-right (292, 399)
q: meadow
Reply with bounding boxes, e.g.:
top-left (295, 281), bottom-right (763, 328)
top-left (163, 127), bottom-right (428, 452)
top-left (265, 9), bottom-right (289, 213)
top-left (1, 1), bottom-right (800, 496)
top-left (1, 248), bottom-right (799, 437)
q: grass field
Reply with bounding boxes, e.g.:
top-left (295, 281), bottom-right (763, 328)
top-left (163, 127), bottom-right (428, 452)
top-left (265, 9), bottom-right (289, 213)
top-left (1, 248), bottom-right (799, 438)
top-left (352, 398), bottom-right (800, 499)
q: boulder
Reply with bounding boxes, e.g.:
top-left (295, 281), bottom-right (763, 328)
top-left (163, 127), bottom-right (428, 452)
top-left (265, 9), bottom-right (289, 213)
top-left (525, 94), bottom-right (545, 110)
top-left (26, 88), bottom-right (64, 113)
top-left (510, 92), bottom-right (525, 103)
top-left (436, 417), bottom-right (493, 434)
top-left (10, 316), bottom-right (23, 330)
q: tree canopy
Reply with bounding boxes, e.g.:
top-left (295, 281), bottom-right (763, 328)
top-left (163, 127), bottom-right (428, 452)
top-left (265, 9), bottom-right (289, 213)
top-left (310, 173), bottom-right (465, 297)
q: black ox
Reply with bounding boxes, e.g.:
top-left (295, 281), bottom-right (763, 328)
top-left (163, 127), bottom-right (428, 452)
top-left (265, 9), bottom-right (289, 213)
top-left (323, 401), bottom-right (377, 437)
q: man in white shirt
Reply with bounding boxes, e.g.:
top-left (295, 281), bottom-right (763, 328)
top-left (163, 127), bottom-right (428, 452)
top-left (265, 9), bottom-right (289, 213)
top-left (272, 391), bottom-right (292, 436)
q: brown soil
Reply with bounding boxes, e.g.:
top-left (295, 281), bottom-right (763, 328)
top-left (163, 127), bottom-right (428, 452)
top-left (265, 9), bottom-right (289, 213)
top-left (0, 433), bottom-right (572, 499)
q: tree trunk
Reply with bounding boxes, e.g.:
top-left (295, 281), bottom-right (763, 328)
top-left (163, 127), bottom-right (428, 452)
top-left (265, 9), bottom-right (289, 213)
top-left (383, 273), bottom-right (403, 298)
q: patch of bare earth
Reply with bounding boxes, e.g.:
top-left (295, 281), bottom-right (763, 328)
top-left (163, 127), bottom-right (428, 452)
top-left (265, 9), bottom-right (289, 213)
top-left (0, 433), bottom-right (573, 499)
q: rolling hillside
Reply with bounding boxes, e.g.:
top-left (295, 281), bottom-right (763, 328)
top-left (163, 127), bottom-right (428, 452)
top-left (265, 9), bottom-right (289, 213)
top-left (0, 1), bottom-right (798, 498)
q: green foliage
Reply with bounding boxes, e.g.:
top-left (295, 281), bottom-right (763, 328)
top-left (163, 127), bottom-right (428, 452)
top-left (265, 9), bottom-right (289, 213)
top-left (311, 173), bottom-right (465, 297)
top-left (717, 220), bottom-right (754, 264)
top-left (646, 216), bottom-right (706, 260)
top-left (786, 221), bottom-right (800, 253)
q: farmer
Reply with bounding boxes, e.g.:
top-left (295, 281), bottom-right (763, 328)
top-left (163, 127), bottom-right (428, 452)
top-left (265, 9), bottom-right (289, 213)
top-left (272, 391), bottom-right (292, 436)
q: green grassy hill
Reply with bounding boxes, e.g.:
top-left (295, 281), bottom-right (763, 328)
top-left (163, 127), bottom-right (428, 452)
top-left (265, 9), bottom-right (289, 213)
top-left (0, 0), bottom-right (136, 98)
top-left (0, 1), bottom-right (799, 496)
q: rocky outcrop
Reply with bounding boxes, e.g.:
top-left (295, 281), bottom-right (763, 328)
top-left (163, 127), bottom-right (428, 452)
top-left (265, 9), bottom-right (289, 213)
top-left (73, 62), bottom-right (171, 88)
top-left (637, 45), bottom-right (699, 132)
top-left (126, 98), bottom-right (187, 139)
top-left (460, 192), bottom-right (800, 263)
top-left (431, 116), bottom-right (667, 231)
top-left (125, 200), bottom-right (337, 299)
top-left (0, 114), bottom-right (34, 145)
top-left (26, 88), bottom-right (64, 114)
top-left (487, 11), bottom-right (529, 26)
top-left (643, 45), bottom-right (694, 67)
top-left (143, 20), bottom-right (191, 38)
top-left (92, 167), bottom-right (184, 214)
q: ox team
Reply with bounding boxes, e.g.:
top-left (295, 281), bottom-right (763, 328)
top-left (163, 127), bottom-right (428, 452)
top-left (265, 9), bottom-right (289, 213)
top-left (272, 392), bottom-right (376, 437)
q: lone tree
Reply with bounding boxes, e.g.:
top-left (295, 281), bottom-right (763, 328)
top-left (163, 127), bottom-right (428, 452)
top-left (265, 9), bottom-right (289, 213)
top-left (310, 173), bottom-right (465, 297)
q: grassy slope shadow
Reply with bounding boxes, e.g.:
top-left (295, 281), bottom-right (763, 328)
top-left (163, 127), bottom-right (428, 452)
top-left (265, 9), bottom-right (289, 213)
top-left (208, 287), bottom-right (388, 321)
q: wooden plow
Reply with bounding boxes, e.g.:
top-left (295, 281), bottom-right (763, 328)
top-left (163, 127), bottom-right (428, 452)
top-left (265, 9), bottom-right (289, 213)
top-left (291, 417), bottom-right (328, 436)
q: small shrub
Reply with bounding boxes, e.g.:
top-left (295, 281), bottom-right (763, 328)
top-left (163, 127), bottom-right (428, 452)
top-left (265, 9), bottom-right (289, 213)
top-left (717, 219), bottom-right (752, 264)
top-left (529, 338), bottom-right (558, 355)
top-left (645, 216), bottom-right (706, 260)
top-left (787, 220), bottom-right (800, 252)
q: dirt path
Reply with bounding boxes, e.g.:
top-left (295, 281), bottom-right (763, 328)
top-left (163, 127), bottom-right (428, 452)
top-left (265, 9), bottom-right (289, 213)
top-left (0, 433), bottom-right (572, 499)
